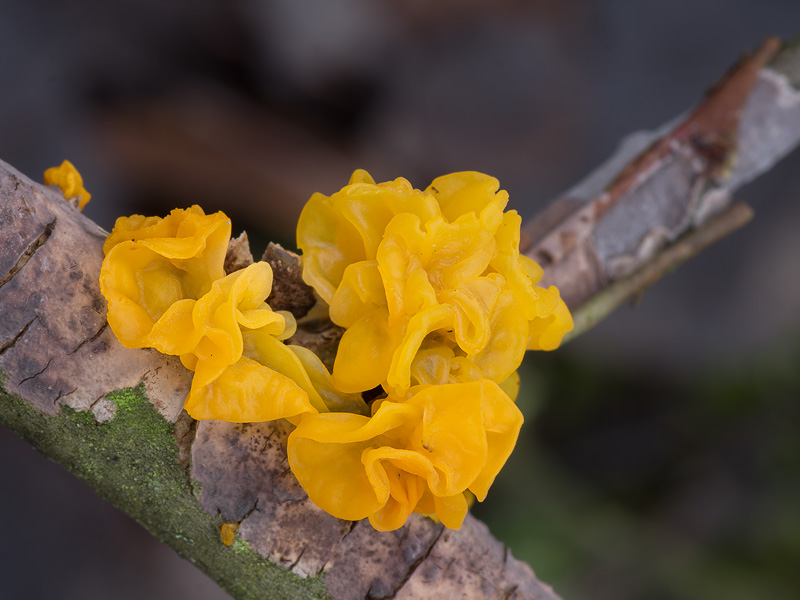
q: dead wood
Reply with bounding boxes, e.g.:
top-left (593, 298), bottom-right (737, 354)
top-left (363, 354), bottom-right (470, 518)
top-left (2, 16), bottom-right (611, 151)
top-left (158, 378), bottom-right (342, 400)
top-left (3, 35), bottom-right (800, 600)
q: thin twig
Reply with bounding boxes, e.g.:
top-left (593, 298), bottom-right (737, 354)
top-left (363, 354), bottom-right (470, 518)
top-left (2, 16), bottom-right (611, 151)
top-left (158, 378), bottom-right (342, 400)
top-left (564, 202), bottom-right (754, 342)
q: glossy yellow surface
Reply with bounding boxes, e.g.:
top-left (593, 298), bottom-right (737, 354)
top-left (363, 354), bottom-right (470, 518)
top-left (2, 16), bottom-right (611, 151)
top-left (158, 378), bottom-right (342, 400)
top-left (176, 263), bottom-right (319, 422)
top-left (100, 205), bottom-right (231, 350)
top-left (99, 167), bottom-right (574, 532)
top-left (220, 523), bottom-right (239, 546)
top-left (43, 160), bottom-right (91, 210)
top-left (287, 379), bottom-right (523, 531)
top-left (99, 207), bottom-right (327, 423)
top-left (297, 170), bottom-right (573, 397)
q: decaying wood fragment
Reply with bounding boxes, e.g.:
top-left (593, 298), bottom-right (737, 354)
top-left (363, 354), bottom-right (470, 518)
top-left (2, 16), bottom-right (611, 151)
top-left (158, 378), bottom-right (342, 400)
top-left (224, 231), bottom-right (255, 274)
top-left (262, 242), bottom-right (317, 319)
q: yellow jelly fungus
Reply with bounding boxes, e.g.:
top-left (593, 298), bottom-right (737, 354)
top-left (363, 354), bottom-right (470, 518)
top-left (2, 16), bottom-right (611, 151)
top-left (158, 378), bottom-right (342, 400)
top-left (99, 204), bottom-right (366, 426)
top-left (297, 170), bottom-right (573, 396)
top-left (173, 262), bottom-right (321, 423)
top-left (43, 160), bottom-right (91, 210)
top-left (220, 522), bottom-right (239, 546)
top-left (99, 206), bottom-right (231, 350)
top-left (287, 379), bottom-right (523, 531)
top-left (287, 345), bottom-right (369, 415)
top-left (237, 325), bottom-right (368, 418)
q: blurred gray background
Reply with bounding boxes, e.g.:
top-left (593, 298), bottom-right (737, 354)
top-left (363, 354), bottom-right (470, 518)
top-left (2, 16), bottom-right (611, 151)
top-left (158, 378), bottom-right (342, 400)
top-left (1, 1), bottom-right (799, 599)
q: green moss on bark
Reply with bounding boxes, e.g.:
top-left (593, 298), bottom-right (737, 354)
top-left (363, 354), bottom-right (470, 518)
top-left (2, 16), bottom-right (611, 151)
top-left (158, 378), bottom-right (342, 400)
top-left (0, 373), bottom-right (331, 600)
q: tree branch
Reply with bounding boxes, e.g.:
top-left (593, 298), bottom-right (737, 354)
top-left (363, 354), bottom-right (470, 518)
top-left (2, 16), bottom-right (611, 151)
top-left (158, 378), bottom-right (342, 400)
top-left (525, 37), bottom-right (800, 314)
top-left (2, 35), bottom-right (800, 600)
top-left (0, 162), bottom-right (558, 599)
top-left (565, 201), bottom-right (754, 341)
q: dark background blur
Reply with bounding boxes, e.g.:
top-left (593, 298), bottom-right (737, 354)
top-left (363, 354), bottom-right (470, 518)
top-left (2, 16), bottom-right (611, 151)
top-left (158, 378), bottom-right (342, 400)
top-left (2, 1), bottom-right (799, 599)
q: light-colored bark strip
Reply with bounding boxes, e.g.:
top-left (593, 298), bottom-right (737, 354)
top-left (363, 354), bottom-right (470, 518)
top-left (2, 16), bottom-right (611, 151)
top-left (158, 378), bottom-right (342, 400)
top-left (565, 202), bottom-right (754, 341)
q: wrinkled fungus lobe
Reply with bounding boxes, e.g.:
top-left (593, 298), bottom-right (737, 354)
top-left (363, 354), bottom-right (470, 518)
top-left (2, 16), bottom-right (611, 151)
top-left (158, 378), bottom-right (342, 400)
top-left (175, 262), bottom-right (321, 423)
top-left (99, 206), bottom-right (342, 424)
top-left (100, 205), bottom-right (231, 351)
top-left (97, 169), bottom-right (573, 533)
top-left (297, 170), bottom-right (573, 396)
top-left (44, 159), bottom-right (92, 210)
top-left (288, 379), bottom-right (523, 531)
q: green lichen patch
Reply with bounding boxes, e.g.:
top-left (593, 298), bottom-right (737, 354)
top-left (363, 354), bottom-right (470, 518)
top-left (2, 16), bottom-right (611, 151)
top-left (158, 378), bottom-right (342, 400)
top-left (0, 373), bottom-right (331, 600)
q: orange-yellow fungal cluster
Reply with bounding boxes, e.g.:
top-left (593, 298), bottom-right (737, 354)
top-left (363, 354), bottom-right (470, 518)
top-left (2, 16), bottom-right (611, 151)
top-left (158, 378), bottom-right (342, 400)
top-left (288, 379), bottom-right (522, 531)
top-left (99, 206), bottom-right (336, 424)
top-left (292, 170), bottom-right (572, 528)
top-left (98, 170), bottom-right (572, 533)
top-left (44, 160), bottom-right (92, 210)
top-left (297, 170), bottom-right (572, 396)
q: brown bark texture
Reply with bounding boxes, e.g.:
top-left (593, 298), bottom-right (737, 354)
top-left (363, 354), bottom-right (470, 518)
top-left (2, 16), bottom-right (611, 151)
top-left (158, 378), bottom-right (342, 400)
top-left (2, 35), bottom-right (800, 600)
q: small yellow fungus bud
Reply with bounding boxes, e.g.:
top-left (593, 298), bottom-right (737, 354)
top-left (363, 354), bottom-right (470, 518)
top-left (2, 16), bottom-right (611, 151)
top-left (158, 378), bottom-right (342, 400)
top-left (43, 160), bottom-right (92, 210)
top-left (287, 379), bottom-right (522, 531)
top-left (220, 522), bottom-right (239, 546)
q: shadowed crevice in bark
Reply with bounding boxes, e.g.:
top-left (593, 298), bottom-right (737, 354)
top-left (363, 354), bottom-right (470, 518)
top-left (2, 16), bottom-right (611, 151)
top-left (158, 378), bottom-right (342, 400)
top-left (0, 317), bottom-right (36, 357)
top-left (379, 527), bottom-right (445, 600)
top-left (68, 321), bottom-right (109, 356)
top-left (0, 218), bottom-right (55, 288)
top-left (174, 409), bottom-right (199, 481)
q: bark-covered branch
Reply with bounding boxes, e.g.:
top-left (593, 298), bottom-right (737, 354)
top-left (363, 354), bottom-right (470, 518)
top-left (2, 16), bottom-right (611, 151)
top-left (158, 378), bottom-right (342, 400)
top-left (525, 37), bottom-right (800, 320)
top-left (0, 163), bottom-right (558, 599)
top-left (2, 35), bottom-right (800, 600)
